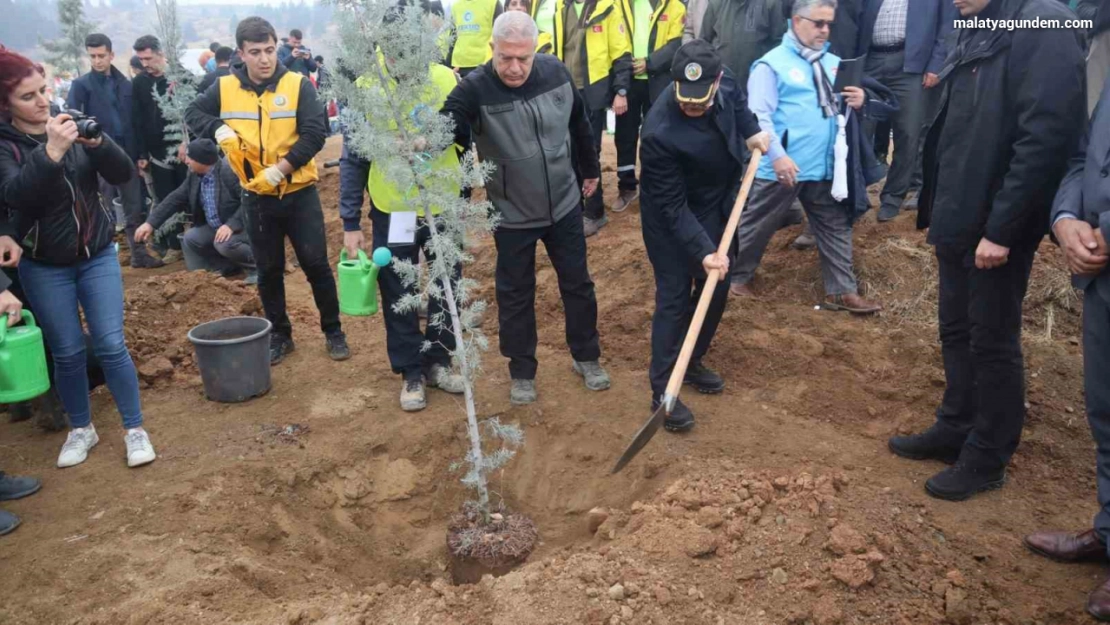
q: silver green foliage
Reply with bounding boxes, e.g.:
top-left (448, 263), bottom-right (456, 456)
top-left (152, 0), bottom-right (198, 163)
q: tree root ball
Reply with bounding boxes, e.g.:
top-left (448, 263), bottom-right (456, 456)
top-left (446, 510), bottom-right (538, 585)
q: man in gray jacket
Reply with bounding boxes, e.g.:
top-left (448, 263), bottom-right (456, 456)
top-left (1023, 77), bottom-right (1110, 620)
top-left (444, 11), bottom-right (610, 405)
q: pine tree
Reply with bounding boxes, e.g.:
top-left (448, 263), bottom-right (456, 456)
top-left (325, 0), bottom-right (523, 524)
top-left (40, 0), bottom-right (95, 77)
top-left (152, 0), bottom-right (199, 163)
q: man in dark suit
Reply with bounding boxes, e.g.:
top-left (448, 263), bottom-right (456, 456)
top-left (857, 0), bottom-right (956, 222)
top-left (1023, 77), bottom-right (1110, 621)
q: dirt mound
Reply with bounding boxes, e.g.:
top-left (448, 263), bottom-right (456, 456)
top-left (124, 270), bottom-right (263, 385)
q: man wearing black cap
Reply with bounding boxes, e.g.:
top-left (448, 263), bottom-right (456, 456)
top-left (638, 40), bottom-right (769, 431)
top-left (135, 139), bottom-right (257, 283)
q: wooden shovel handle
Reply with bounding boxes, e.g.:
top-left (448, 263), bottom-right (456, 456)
top-left (663, 149), bottom-right (763, 402)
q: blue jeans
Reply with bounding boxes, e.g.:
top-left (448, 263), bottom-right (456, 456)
top-left (18, 246), bottom-right (144, 429)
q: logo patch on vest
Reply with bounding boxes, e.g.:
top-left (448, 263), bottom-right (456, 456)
top-left (464, 10), bottom-right (474, 21)
top-left (273, 95), bottom-right (289, 107)
top-left (684, 62), bottom-right (702, 81)
top-left (593, 24), bottom-right (604, 33)
top-left (788, 67), bottom-right (806, 85)
top-left (659, 13), bottom-right (668, 21)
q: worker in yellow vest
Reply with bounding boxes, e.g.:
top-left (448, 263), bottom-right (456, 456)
top-left (448, 0), bottom-right (503, 76)
top-left (610, 0), bottom-right (685, 212)
top-left (338, 54), bottom-right (470, 412)
top-left (186, 16), bottom-right (349, 366)
top-left (553, 0), bottom-right (633, 237)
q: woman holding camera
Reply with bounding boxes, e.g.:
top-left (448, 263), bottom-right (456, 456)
top-left (0, 47), bottom-right (156, 469)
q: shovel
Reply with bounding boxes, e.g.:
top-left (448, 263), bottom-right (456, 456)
top-left (611, 148), bottom-right (764, 475)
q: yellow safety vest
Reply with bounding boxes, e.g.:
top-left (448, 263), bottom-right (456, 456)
top-left (483, 31), bottom-right (555, 63)
top-left (218, 72), bottom-right (319, 197)
top-left (360, 63), bottom-right (462, 215)
top-left (450, 0), bottom-right (499, 69)
top-left (553, 0), bottom-right (632, 90)
top-left (619, 0), bottom-right (685, 57)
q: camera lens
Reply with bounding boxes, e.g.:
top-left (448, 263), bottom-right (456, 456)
top-left (77, 119), bottom-right (102, 140)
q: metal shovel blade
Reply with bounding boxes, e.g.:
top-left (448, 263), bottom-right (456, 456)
top-left (611, 402), bottom-right (669, 474)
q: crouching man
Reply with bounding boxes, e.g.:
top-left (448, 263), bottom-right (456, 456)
top-left (640, 40), bottom-right (768, 431)
top-left (136, 139), bottom-right (257, 283)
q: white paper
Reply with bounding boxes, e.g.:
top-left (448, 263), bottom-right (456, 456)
top-left (388, 211), bottom-right (418, 245)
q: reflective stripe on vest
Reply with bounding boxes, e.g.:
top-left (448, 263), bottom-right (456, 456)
top-left (450, 0), bottom-right (498, 68)
top-left (364, 64), bottom-right (461, 214)
top-left (218, 72), bottom-right (319, 195)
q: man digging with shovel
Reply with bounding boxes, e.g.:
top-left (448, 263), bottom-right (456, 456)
top-left (639, 40), bottom-right (769, 432)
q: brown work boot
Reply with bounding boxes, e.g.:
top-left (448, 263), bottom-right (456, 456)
top-left (1090, 578), bottom-right (1110, 621)
top-left (1024, 529), bottom-right (1108, 563)
top-left (824, 293), bottom-right (882, 315)
top-left (729, 282), bottom-right (755, 298)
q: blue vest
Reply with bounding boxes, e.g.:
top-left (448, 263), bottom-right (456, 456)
top-left (753, 37), bottom-right (839, 183)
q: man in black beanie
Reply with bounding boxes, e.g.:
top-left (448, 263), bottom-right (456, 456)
top-left (136, 139), bottom-right (257, 283)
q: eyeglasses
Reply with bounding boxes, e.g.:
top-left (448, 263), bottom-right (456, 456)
top-left (797, 16), bottom-right (835, 29)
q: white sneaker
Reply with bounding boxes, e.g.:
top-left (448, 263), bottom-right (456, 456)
top-left (57, 426), bottom-right (99, 468)
top-left (124, 428), bottom-right (157, 468)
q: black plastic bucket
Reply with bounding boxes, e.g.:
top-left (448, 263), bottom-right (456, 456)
top-left (187, 316), bottom-right (272, 403)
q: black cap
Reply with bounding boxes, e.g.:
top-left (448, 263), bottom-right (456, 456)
top-left (186, 138), bottom-right (219, 166)
top-left (671, 40), bottom-right (722, 105)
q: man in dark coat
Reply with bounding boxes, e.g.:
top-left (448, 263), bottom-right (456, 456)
top-left (639, 41), bottom-right (769, 431)
top-left (198, 46), bottom-right (235, 94)
top-left (889, 0), bottom-right (1086, 501)
top-left (1023, 77), bottom-right (1110, 621)
top-left (699, 0), bottom-right (789, 87)
top-left (67, 34), bottom-right (162, 268)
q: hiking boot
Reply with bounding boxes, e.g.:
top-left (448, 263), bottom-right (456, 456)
top-left (244, 272), bottom-right (259, 286)
top-left (583, 215), bottom-right (609, 238)
top-left (925, 461), bottom-right (1007, 501)
top-left (684, 361), bottom-right (724, 394)
top-left (877, 204), bottom-right (901, 222)
top-left (652, 395), bottom-right (695, 432)
top-left (572, 360), bottom-right (611, 391)
top-left (730, 282), bottom-right (756, 298)
top-left (823, 294), bottom-right (882, 315)
top-left (270, 334), bottom-right (295, 365)
top-left (57, 425), bottom-right (99, 468)
top-left (0, 473), bottom-right (41, 501)
top-left (326, 333), bottom-right (351, 361)
top-left (612, 189), bottom-right (638, 213)
top-left (0, 510), bottom-right (20, 536)
top-left (428, 364), bottom-right (465, 394)
top-left (400, 374), bottom-right (427, 412)
top-left (124, 428), bottom-right (156, 468)
top-left (510, 379), bottom-right (537, 405)
top-left (161, 249), bottom-right (184, 264)
top-left (888, 425), bottom-right (963, 464)
top-left (791, 230), bottom-right (817, 250)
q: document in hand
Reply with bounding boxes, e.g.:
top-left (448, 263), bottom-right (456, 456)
top-left (833, 57), bottom-right (863, 92)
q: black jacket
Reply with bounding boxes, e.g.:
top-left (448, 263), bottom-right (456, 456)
top-left (917, 0), bottom-right (1086, 250)
top-left (147, 158), bottom-right (245, 233)
top-left (0, 123), bottom-right (133, 265)
top-left (66, 66), bottom-right (138, 160)
top-left (186, 64), bottom-right (327, 174)
top-left (845, 76), bottom-right (899, 219)
top-left (131, 71), bottom-right (180, 163)
top-left (639, 71), bottom-right (761, 270)
top-left (197, 65), bottom-right (232, 95)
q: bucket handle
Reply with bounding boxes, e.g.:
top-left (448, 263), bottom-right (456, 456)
top-left (339, 248), bottom-right (372, 273)
top-left (0, 310), bottom-right (35, 344)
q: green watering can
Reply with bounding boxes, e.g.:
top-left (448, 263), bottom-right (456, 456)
top-left (338, 247), bottom-right (393, 316)
top-left (0, 311), bottom-right (51, 403)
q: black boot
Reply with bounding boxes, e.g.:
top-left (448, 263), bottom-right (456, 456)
top-left (684, 361), bottom-right (724, 394)
top-left (925, 462), bottom-right (1006, 501)
top-left (888, 425), bottom-right (963, 464)
top-left (270, 334), bottom-right (295, 365)
top-left (652, 395), bottom-right (695, 432)
top-left (126, 226), bottom-right (164, 269)
top-left (325, 332), bottom-right (350, 361)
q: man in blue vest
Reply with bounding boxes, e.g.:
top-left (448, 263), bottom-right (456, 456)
top-left (729, 0), bottom-right (881, 314)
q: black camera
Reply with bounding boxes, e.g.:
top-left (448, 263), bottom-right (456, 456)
top-left (65, 110), bottom-right (102, 140)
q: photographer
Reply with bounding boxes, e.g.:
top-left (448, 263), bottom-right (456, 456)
top-left (0, 47), bottom-right (157, 470)
top-left (277, 29), bottom-right (318, 78)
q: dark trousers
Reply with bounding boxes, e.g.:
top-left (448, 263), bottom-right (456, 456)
top-left (864, 49), bottom-right (924, 211)
top-left (614, 79), bottom-right (652, 193)
top-left (909, 83), bottom-right (944, 193)
top-left (492, 205), bottom-right (601, 379)
top-left (98, 169), bottom-right (144, 228)
top-left (241, 185), bottom-right (342, 340)
top-left (873, 119), bottom-right (891, 160)
top-left (1084, 288), bottom-right (1110, 546)
top-left (933, 243), bottom-right (1037, 470)
top-left (369, 208), bottom-right (457, 378)
top-left (649, 266), bottom-right (729, 396)
top-left (150, 161), bottom-right (189, 250)
top-left (572, 91), bottom-right (607, 220)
